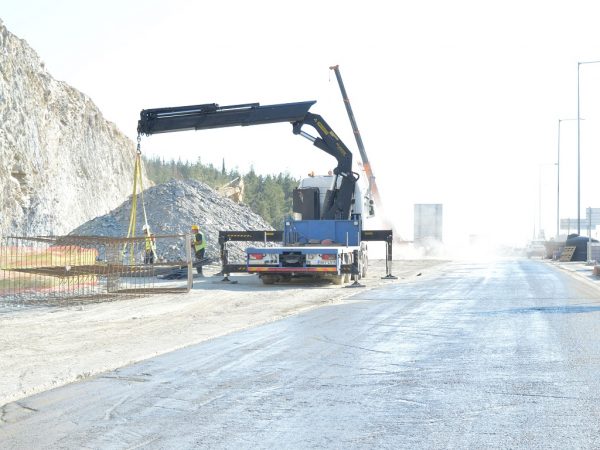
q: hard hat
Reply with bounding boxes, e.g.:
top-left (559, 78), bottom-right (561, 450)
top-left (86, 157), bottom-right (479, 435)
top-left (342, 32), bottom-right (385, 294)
top-left (191, 224), bottom-right (199, 230)
top-left (142, 224), bottom-right (149, 231)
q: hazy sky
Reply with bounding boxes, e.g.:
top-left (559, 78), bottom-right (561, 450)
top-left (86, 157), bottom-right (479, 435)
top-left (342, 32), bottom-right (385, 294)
top-left (3, 0), bottom-right (600, 246)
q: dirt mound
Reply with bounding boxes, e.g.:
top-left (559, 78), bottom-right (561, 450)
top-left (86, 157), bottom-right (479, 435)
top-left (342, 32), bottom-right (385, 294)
top-left (69, 179), bottom-right (273, 262)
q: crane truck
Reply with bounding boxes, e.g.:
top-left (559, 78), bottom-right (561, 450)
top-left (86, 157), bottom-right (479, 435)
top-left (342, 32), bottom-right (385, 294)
top-left (137, 100), bottom-right (396, 285)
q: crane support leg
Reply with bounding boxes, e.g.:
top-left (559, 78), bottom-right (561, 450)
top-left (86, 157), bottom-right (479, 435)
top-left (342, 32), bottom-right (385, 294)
top-left (361, 229), bottom-right (397, 279)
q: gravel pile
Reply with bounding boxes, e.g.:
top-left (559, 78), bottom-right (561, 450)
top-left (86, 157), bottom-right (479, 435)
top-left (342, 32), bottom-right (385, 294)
top-left (69, 179), bottom-right (274, 262)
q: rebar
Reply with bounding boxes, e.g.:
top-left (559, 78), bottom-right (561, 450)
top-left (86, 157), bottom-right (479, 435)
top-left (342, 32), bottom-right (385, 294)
top-left (0, 234), bottom-right (191, 309)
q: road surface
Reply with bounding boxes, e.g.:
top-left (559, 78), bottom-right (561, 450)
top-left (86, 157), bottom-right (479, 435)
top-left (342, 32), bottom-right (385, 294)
top-left (2, 258), bottom-right (600, 448)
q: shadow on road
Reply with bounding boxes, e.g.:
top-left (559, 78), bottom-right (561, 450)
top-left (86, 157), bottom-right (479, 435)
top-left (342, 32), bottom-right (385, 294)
top-left (480, 304), bottom-right (600, 315)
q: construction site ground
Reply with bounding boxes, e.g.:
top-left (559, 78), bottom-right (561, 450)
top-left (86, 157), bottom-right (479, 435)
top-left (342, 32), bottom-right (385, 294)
top-left (0, 259), bottom-right (444, 407)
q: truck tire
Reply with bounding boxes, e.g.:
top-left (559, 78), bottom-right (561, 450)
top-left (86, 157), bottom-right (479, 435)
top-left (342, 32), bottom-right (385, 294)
top-left (332, 274), bottom-right (344, 285)
top-left (342, 254), bottom-right (351, 283)
top-left (261, 275), bottom-right (276, 285)
top-left (361, 254), bottom-right (368, 278)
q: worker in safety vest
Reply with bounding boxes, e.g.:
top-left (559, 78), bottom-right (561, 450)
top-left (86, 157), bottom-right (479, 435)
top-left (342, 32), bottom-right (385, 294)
top-left (191, 225), bottom-right (206, 275)
top-left (143, 226), bottom-right (156, 264)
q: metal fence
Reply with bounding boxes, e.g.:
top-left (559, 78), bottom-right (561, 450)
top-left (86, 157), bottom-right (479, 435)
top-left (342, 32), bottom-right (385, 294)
top-left (0, 234), bottom-right (192, 307)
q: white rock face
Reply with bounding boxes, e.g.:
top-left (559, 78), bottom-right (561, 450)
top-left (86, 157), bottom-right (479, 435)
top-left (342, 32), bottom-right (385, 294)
top-left (0, 20), bottom-right (140, 238)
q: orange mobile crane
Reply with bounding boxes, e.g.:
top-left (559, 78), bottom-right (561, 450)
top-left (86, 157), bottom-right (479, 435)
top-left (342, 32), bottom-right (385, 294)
top-left (329, 65), bottom-right (405, 242)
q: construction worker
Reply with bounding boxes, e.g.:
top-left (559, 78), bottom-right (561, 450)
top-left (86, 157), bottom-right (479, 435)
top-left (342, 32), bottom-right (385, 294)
top-left (191, 225), bottom-right (206, 275)
top-left (143, 226), bottom-right (156, 264)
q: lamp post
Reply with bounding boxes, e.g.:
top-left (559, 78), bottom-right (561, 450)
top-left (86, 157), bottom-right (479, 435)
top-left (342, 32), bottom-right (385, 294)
top-left (539, 162), bottom-right (557, 240)
top-left (577, 60), bottom-right (600, 234)
top-left (539, 164), bottom-right (543, 239)
top-left (557, 118), bottom-right (580, 238)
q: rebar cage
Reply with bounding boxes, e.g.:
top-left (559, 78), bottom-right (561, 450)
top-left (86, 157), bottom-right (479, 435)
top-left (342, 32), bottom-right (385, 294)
top-left (0, 234), bottom-right (192, 307)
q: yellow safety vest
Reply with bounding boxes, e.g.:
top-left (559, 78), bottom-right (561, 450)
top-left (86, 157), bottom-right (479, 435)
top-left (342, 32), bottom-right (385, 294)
top-left (193, 232), bottom-right (206, 252)
top-left (145, 236), bottom-right (155, 251)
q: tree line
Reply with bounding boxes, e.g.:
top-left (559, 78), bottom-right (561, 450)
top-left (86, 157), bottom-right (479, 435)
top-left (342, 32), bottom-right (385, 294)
top-left (143, 156), bottom-right (299, 229)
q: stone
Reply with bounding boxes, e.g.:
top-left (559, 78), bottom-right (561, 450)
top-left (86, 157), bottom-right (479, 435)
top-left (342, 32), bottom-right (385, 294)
top-left (0, 20), bottom-right (147, 238)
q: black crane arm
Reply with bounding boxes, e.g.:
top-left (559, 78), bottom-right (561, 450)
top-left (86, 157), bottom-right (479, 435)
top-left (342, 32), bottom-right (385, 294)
top-left (137, 101), bottom-right (316, 135)
top-left (137, 101), bottom-right (356, 219)
top-left (292, 112), bottom-right (356, 219)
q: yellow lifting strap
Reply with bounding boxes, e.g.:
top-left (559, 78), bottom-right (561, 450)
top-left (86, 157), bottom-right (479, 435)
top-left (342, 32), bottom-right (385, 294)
top-left (123, 136), bottom-right (150, 262)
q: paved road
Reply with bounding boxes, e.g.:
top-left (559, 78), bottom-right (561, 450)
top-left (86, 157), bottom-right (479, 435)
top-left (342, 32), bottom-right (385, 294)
top-left (2, 258), bottom-right (600, 449)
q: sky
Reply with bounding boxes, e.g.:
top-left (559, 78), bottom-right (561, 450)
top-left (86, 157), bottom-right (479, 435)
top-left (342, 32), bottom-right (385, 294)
top-left (3, 0), bottom-right (600, 247)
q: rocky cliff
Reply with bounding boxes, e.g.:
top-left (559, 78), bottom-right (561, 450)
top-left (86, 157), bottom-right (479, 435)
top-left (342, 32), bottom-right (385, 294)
top-left (0, 19), bottom-right (140, 238)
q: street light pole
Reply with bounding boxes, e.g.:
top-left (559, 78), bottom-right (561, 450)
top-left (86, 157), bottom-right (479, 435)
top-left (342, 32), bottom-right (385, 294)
top-left (539, 162), bottom-right (557, 240)
top-left (557, 118), bottom-right (580, 239)
top-left (577, 60), bottom-right (600, 235)
top-left (558, 119), bottom-right (561, 239)
top-left (539, 164), bottom-right (543, 239)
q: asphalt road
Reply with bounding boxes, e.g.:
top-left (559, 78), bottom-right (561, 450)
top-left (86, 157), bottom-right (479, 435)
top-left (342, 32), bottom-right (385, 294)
top-left (2, 258), bottom-right (600, 449)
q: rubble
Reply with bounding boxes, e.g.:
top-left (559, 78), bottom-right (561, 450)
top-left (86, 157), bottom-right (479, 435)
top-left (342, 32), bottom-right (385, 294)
top-left (69, 178), bottom-right (274, 262)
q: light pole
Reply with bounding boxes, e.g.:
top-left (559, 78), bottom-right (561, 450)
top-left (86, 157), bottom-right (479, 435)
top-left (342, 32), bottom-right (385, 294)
top-left (557, 118), bottom-right (580, 238)
top-left (539, 162), bottom-right (557, 240)
top-left (539, 164), bottom-right (543, 239)
top-left (577, 60), bottom-right (600, 235)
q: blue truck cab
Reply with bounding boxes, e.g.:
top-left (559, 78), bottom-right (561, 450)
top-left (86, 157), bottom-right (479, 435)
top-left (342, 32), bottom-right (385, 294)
top-left (246, 174), bottom-right (371, 284)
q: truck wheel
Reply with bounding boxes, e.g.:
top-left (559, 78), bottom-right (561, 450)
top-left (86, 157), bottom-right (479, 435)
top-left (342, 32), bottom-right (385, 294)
top-left (342, 254), bottom-right (351, 283)
top-left (261, 275), bottom-right (276, 285)
top-left (332, 275), bottom-right (344, 285)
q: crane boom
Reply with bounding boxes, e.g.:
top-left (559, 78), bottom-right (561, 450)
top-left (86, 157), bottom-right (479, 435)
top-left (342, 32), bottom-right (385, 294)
top-left (137, 100), bottom-right (357, 220)
top-left (138, 101), bottom-right (315, 134)
top-left (329, 65), bottom-right (406, 242)
top-left (329, 65), bottom-right (381, 206)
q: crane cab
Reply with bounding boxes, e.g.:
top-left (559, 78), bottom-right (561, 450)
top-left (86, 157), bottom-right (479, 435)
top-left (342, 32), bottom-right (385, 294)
top-left (293, 174), bottom-right (374, 221)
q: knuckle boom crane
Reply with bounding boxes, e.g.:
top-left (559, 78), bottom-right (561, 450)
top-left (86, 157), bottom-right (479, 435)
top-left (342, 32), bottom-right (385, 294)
top-left (138, 100), bottom-right (396, 285)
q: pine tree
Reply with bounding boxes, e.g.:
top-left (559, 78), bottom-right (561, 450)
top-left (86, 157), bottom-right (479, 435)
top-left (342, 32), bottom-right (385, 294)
top-left (143, 156), bottom-right (298, 228)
